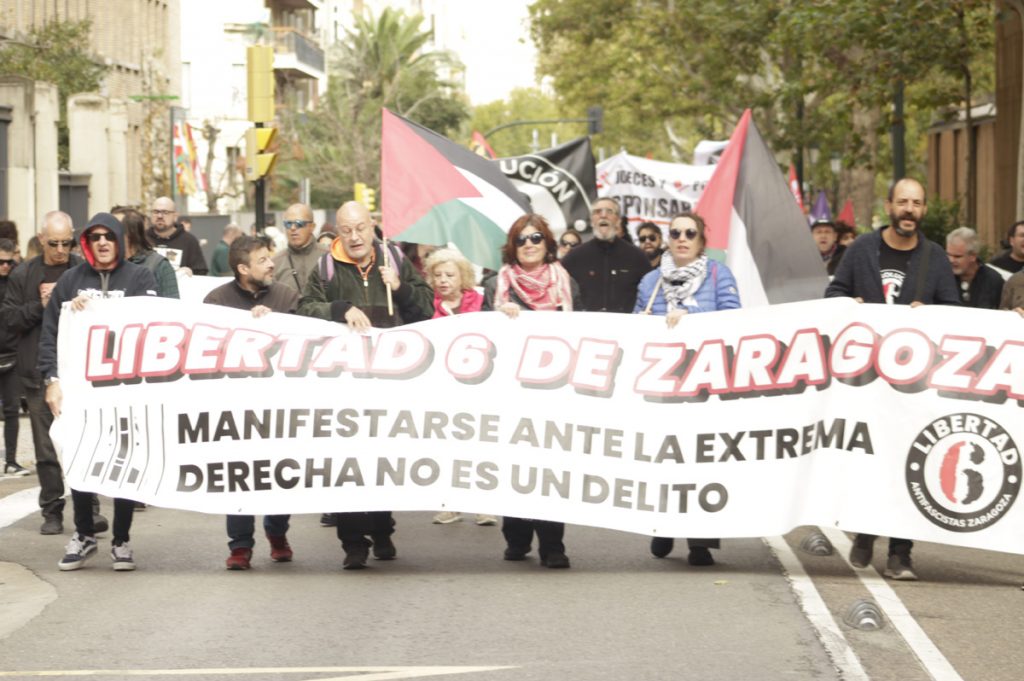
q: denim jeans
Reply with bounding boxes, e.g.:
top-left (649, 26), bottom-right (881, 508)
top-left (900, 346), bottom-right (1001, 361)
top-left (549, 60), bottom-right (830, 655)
top-left (227, 515), bottom-right (291, 550)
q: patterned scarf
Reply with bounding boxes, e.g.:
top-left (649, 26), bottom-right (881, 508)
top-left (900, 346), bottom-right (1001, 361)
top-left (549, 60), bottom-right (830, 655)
top-left (495, 262), bottom-right (574, 311)
top-left (661, 254), bottom-right (708, 311)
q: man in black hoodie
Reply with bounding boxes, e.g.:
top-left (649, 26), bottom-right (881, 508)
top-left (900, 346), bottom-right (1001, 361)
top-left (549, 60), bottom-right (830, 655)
top-left (38, 212), bottom-right (158, 572)
top-left (0, 238), bottom-right (28, 477)
top-left (146, 196), bottom-right (208, 275)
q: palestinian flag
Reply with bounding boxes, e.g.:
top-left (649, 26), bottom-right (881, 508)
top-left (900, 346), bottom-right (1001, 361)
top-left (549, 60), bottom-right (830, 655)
top-left (696, 110), bottom-right (829, 307)
top-left (381, 109), bottom-right (530, 270)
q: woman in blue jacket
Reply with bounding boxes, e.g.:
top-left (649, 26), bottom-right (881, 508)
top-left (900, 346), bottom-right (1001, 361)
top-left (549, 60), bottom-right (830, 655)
top-left (633, 212), bottom-right (740, 566)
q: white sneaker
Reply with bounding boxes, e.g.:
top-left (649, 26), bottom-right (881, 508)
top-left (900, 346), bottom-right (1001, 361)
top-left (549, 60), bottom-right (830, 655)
top-left (111, 541), bottom-right (136, 571)
top-left (59, 534), bottom-right (97, 571)
top-left (475, 514), bottom-right (497, 526)
top-left (3, 462), bottom-right (32, 477)
top-left (432, 511), bottom-right (461, 524)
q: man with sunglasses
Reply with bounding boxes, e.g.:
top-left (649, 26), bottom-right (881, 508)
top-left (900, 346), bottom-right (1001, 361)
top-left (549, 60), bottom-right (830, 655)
top-left (561, 197), bottom-right (651, 312)
top-left (146, 196), bottom-right (208, 275)
top-left (635, 221), bottom-right (665, 268)
top-left (273, 203), bottom-right (327, 294)
top-left (38, 213), bottom-right (158, 571)
top-left (0, 238), bottom-right (29, 477)
top-left (1, 211), bottom-right (90, 534)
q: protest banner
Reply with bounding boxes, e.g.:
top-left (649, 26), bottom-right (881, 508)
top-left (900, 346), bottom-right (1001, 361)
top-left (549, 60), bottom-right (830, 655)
top-left (595, 152), bottom-right (716, 232)
top-left (52, 297), bottom-right (1024, 553)
top-left (497, 137), bottom-right (597, 232)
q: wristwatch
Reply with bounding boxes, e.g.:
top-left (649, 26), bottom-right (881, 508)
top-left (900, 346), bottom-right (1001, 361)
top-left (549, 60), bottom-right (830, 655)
top-left (45, 376), bottom-right (60, 386)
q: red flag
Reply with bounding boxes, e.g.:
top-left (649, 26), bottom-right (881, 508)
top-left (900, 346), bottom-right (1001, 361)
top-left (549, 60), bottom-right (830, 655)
top-left (837, 199), bottom-right (855, 226)
top-left (469, 131), bottom-right (497, 160)
top-left (788, 164), bottom-right (804, 212)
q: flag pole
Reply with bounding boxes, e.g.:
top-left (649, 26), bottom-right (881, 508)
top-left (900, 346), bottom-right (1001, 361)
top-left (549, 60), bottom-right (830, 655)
top-left (382, 237), bottom-right (394, 316)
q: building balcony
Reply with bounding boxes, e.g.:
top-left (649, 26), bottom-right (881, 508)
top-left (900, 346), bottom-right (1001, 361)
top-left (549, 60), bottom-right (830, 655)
top-left (271, 27), bottom-right (324, 80)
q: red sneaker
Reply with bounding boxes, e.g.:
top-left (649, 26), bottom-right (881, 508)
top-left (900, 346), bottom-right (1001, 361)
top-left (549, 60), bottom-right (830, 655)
top-left (225, 547), bottom-right (252, 570)
top-left (267, 534), bottom-right (293, 562)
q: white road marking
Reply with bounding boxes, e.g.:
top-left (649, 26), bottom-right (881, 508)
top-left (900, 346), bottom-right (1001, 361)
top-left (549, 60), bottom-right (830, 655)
top-left (0, 667), bottom-right (515, 679)
top-left (764, 535), bottom-right (870, 681)
top-left (822, 527), bottom-right (965, 681)
top-left (0, 486), bottom-right (40, 530)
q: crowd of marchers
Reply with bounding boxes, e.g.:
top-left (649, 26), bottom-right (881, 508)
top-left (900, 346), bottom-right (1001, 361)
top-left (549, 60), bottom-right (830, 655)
top-left (1, 176), bottom-right (1023, 580)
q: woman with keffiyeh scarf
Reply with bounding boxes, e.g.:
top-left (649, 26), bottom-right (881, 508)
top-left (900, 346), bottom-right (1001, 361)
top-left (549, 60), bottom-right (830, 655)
top-left (633, 212), bottom-right (741, 567)
top-left (483, 214), bottom-right (580, 568)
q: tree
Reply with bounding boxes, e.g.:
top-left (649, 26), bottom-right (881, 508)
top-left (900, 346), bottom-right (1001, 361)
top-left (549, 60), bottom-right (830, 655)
top-left (469, 87), bottom-right (581, 157)
top-left (278, 7), bottom-right (469, 210)
top-left (528, 0), bottom-right (994, 226)
top-left (0, 19), bottom-right (109, 168)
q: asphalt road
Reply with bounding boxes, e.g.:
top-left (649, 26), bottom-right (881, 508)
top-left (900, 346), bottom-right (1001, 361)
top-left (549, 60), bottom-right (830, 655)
top-left (1, 415), bottom-right (1023, 681)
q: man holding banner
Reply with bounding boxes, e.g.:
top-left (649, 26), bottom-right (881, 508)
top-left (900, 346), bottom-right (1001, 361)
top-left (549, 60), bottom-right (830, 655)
top-left (298, 201), bottom-right (433, 569)
top-left (205, 235), bottom-right (300, 570)
top-left (826, 178), bottom-right (959, 580)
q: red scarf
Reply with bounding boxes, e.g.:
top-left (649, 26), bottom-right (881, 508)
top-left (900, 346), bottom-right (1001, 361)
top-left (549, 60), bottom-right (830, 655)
top-left (495, 262), bottom-right (573, 311)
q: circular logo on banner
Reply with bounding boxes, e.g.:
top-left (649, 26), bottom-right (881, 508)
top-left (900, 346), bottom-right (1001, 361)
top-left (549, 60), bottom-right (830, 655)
top-left (906, 414), bottom-right (1020, 532)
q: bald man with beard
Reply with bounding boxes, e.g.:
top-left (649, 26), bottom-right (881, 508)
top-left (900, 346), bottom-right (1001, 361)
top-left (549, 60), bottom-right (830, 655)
top-left (298, 201), bottom-right (433, 570)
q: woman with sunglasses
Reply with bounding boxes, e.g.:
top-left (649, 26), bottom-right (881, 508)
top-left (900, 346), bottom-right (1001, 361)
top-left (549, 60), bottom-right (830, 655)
top-left (483, 214), bottom-right (579, 568)
top-left (557, 229), bottom-right (582, 260)
top-left (634, 211), bottom-right (740, 566)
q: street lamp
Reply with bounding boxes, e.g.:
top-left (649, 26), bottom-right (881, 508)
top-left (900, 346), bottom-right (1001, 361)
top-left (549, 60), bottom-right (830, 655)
top-left (830, 154), bottom-right (841, 215)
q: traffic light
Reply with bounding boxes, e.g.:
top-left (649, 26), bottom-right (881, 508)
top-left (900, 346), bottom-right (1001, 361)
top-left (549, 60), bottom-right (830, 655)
top-left (363, 187), bottom-right (376, 212)
top-left (587, 106), bottom-right (603, 135)
top-left (245, 126), bottom-right (277, 181)
top-left (247, 46), bottom-right (275, 123)
top-left (354, 182), bottom-right (366, 205)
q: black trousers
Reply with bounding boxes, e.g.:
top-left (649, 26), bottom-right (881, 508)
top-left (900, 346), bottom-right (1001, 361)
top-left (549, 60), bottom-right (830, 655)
top-left (856, 533), bottom-right (913, 555)
top-left (0, 369), bottom-right (20, 462)
top-left (335, 511), bottom-right (394, 551)
top-left (72, 491), bottom-right (133, 543)
top-left (24, 381), bottom-right (64, 518)
top-left (502, 516), bottom-right (565, 557)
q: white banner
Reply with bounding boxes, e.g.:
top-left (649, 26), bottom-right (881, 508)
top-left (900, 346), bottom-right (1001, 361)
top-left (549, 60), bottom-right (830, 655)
top-left (52, 298), bottom-right (1024, 553)
top-left (596, 152), bottom-right (716, 233)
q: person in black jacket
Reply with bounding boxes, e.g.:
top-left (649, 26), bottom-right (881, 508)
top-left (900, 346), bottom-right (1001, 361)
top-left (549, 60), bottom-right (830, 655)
top-left (1, 211), bottom-right (88, 533)
top-left (560, 197), bottom-right (651, 312)
top-left (146, 196), bottom-right (208, 275)
top-left (204, 235), bottom-right (299, 570)
top-left (945, 227), bottom-right (1004, 309)
top-left (0, 238), bottom-right (28, 477)
top-left (39, 212), bottom-right (158, 572)
top-left (825, 178), bottom-right (959, 581)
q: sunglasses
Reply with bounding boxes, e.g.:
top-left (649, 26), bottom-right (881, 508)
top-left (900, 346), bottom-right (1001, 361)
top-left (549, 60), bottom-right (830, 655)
top-left (669, 227), bottom-right (699, 241)
top-left (283, 219), bottom-right (312, 230)
top-left (47, 240), bottom-right (73, 248)
top-left (0, 259), bottom-right (14, 266)
top-left (637, 233), bottom-right (660, 243)
top-left (87, 231), bottom-right (115, 243)
top-left (515, 232), bottom-right (545, 246)
top-left (559, 239), bottom-right (580, 248)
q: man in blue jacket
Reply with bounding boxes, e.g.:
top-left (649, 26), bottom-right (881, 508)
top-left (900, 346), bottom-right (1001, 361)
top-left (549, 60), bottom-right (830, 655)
top-left (38, 212), bottom-right (158, 572)
top-left (825, 178), bottom-right (959, 581)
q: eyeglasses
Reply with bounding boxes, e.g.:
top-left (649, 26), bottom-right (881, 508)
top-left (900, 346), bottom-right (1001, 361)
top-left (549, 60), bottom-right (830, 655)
top-left (0, 259), bottom-right (14, 266)
top-left (47, 240), bottom-right (73, 249)
top-left (669, 227), bottom-right (699, 241)
top-left (283, 219), bottom-right (312, 230)
top-left (87, 231), bottom-right (115, 243)
top-left (559, 239), bottom-right (580, 248)
top-left (637, 233), bottom-right (660, 243)
top-left (151, 209), bottom-right (174, 217)
top-left (515, 232), bottom-right (545, 247)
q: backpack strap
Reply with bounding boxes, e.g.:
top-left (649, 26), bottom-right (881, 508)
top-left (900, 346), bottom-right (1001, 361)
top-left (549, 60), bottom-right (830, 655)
top-left (317, 251), bottom-right (335, 284)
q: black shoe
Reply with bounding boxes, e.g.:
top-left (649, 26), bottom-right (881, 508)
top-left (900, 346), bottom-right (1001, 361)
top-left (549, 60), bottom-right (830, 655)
top-left (849, 534), bottom-right (874, 568)
top-left (92, 513), bottom-right (109, 534)
top-left (650, 537), bottom-right (674, 558)
top-left (541, 552), bottom-right (571, 569)
top-left (688, 547), bottom-right (715, 566)
top-left (883, 552), bottom-right (918, 581)
top-left (40, 516), bottom-right (64, 535)
top-left (133, 502), bottom-right (147, 511)
top-left (371, 536), bottom-right (396, 560)
top-left (342, 545), bottom-right (369, 570)
top-left (503, 546), bottom-right (529, 561)
top-left (320, 513), bottom-right (337, 527)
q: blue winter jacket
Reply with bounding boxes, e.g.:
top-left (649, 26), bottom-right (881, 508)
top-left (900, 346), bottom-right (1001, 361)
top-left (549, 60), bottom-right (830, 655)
top-left (632, 259), bottom-right (741, 315)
